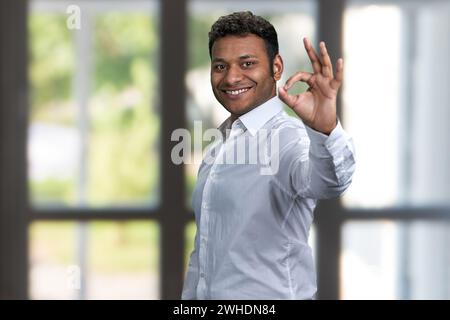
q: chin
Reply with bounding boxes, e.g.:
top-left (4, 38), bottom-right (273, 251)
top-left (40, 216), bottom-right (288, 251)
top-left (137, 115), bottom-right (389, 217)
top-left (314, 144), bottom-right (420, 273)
top-left (225, 103), bottom-right (252, 115)
top-left (221, 97), bottom-right (253, 110)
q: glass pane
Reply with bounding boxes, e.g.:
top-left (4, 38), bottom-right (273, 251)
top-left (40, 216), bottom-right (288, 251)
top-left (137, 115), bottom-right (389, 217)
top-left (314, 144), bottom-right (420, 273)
top-left (29, 220), bottom-right (160, 299)
top-left (28, 11), bottom-right (77, 206)
top-left (342, 1), bottom-right (450, 208)
top-left (29, 221), bottom-right (78, 299)
top-left (341, 220), bottom-right (450, 299)
top-left (89, 11), bottom-right (159, 207)
top-left (185, 0), bottom-right (317, 209)
top-left (28, 1), bottom-right (160, 208)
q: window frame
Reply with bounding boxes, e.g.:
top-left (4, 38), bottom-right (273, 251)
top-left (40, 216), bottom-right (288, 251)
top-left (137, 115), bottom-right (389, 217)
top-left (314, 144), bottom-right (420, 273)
top-left (25, 0), bottom-right (189, 300)
top-left (1, 0), bottom-right (449, 300)
top-left (316, 0), bottom-right (450, 299)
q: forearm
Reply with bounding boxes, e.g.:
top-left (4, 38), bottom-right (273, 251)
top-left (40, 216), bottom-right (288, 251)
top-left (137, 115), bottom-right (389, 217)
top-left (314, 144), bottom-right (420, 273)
top-left (296, 119), bottom-right (355, 199)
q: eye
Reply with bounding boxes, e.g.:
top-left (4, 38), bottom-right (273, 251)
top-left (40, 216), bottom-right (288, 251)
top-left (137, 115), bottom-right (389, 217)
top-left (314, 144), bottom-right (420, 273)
top-left (214, 64), bottom-right (226, 71)
top-left (242, 61), bottom-right (255, 68)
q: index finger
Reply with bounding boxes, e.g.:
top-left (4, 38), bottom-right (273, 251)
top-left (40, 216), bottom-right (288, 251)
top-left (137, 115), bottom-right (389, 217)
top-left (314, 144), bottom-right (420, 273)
top-left (303, 37), bottom-right (322, 74)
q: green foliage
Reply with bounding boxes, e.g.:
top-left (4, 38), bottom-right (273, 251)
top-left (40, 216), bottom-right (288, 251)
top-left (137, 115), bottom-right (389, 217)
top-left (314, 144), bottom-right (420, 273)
top-left (94, 13), bottom-right (157, 92)
top-left (29, 14), bottom-right (74, 120)
top-left (86, 13), bottom-right (160, 206)
top-left (30, 13), bottom-right (160, 206)
top-left (88, 221), bottom-right (159, 273)
top-left (87, 105), bottom-right (160, 205)
top-left (30, 178), bottom-right (75, 205)
top-left (31, 221), bottom-right (159, 273)
top-left (188, 15), bottom-right (215, 69)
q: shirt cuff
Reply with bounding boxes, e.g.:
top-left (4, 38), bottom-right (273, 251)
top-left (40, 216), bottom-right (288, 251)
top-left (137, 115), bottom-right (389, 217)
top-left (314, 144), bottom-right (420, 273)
top-left (305, 118), bottom-right (349, 157)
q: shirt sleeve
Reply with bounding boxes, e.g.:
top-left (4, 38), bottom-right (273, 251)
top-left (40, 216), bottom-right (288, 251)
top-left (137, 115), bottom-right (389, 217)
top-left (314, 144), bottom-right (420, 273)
top-left (181, 228), bottom-right (200, 300)
top-left (273, 119), bottom-right (356, 199)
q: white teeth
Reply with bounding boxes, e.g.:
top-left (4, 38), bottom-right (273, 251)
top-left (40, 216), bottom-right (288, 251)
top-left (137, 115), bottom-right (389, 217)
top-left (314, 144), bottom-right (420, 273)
top-left (226, 88), bottom-right (249, 95)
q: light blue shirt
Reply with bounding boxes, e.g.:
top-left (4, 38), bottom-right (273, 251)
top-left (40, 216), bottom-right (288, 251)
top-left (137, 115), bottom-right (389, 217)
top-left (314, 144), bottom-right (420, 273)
top-left (182, 95), bottom-right (356, 299)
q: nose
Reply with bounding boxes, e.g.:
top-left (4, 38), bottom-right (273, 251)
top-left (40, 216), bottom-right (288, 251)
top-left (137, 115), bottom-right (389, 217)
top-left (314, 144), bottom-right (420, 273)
top-left (223, 65), bottom-right (243, 86)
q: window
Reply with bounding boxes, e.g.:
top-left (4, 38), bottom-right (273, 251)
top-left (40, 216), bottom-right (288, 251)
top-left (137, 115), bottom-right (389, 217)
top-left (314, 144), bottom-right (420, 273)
top-left (28, 0), bottom-right (161, 299)
top-left (341, 0), bottom-right (450, 299)
top-left (2, 0), bottom-right (448, 300)
top-left (29, 1), bottom-right (160, 208)
top-left (342, 2), bottom-right (450, 208)
top-left (29, 221), bottom-right (159, 299)
top-left (342, 220), bottom-right (450, 299)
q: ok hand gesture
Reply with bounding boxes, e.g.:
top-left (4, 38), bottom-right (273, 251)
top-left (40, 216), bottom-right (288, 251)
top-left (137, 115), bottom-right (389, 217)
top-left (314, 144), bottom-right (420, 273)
top-left (278, 37), bottom-right (343, 135)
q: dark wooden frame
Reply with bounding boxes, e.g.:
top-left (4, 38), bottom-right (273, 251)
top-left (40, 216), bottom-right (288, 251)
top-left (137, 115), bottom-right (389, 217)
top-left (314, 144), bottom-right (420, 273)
top-left (1, 0), bottom-right (449, 300)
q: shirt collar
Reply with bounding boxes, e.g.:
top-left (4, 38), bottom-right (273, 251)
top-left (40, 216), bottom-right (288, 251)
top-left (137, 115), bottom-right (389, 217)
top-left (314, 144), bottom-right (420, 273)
top-left (217, 116), bottom-right (233, 138)
top-left (239, 95), bottom-right (283, 136)
top-left (218, 95), bottom-right (283, 137)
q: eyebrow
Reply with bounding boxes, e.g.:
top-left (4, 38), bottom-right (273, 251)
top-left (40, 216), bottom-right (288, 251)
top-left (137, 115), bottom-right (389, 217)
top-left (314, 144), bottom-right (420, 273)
top-left (212, 54), bottom-right (258, 63)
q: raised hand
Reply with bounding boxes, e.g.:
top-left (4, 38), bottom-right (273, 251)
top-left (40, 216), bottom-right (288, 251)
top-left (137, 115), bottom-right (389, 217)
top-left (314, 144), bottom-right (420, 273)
top-left (278, 37), bottom-right (343, 135)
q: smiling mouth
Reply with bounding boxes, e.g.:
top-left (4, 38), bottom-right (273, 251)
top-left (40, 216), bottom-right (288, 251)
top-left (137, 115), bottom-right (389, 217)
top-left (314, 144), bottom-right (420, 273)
top-left (221, 87), bottom-right (252, 97)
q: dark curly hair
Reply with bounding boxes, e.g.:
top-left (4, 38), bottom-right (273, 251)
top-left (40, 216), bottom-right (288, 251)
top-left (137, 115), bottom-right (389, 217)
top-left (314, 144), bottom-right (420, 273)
top-left (208, 11), bottom-right (279, 74)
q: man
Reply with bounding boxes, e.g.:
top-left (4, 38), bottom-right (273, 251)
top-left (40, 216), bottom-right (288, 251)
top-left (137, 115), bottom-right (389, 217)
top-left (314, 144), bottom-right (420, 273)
top-left (182, 11), bottom-right (355, 299)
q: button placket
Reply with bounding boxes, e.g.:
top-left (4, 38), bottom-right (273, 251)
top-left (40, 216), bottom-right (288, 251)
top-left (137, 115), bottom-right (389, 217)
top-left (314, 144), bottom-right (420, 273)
top-left (196, 141), bottom-right (225, 297)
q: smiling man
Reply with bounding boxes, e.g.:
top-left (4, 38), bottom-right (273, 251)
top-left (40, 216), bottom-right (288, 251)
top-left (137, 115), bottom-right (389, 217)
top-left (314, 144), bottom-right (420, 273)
top-left (210, 32), bottom-right (281, 122)
top-left (182, 11), bottom-right (355, 300)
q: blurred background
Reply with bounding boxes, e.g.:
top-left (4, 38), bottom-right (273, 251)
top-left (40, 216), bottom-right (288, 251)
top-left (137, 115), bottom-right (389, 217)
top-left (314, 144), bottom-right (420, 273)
top-left (0, 0), bottom-right (449, 300)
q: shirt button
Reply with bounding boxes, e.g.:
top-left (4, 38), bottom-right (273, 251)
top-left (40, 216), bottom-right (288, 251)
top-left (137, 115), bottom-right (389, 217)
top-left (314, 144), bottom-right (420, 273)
top-left (202, 203), bottom-right (208, 209)
top-left (200, 273), bottom-right (205, 278)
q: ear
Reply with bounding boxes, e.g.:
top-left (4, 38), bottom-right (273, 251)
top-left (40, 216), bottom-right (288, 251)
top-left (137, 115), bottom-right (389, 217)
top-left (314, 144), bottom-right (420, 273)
top-left (273, 54), bottom-right (284, 81)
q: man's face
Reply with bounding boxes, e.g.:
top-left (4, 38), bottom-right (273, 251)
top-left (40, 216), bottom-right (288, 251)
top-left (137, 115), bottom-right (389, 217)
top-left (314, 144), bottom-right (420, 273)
top-left (210, 34), bottom-right (282, 117)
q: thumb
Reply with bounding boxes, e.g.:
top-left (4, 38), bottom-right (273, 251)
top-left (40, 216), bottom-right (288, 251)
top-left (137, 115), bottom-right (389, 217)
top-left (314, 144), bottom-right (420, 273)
top-left (278, 86), bottom-right (296, 108)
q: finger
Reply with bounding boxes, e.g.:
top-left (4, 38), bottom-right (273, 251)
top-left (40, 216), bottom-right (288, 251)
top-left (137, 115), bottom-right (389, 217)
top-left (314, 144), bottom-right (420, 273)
top-left (319, 41), bottom-right (334, 78)
top-left (330, 58), bottom-right (343, 90)
top-left (283, 71), bottom-right (313, 90)
top-left (278, 86), bottom-right (297, 107)
top-left (303, 37), bottom-right (322, 74)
